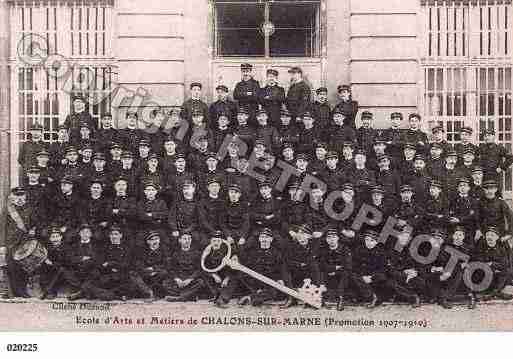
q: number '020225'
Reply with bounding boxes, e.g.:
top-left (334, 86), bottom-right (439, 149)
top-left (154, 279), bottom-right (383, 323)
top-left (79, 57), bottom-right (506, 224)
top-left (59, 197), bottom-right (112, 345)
top-left (6, 344), bottom-right (38, 352)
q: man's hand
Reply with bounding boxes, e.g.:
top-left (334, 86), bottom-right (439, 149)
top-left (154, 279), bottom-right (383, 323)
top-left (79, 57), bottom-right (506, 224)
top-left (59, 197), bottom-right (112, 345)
top-left (99, 222), bottom-right (108, 228)
top-left (102, 262), bottom-right (109, 267)
top-left (172, 231), bottom-right (179, 237)
top-left (226, 236), bottom-right (234, 245)
top-left (221, 277), bottom-right (230, 288)
top-left (175, 278), bottom-right (184, 288)
top-left (363, 276), bottom-right (372, 284)
top-left (265, 214), bottom-right (274, 220)
top-left (238, 237), bottom-right (246, 246)
top-left (440, 272), bottom-right (451, 281)
top-left (147, 212), bottom-right (153, 217)
top-left (28, 228), bottom-right (36, 236)
top-left (397, 219), bottom-right (407, 227)
top-left (449, 217), bottom-right (460, 224)
top-left (44, 259), bottom-right (53, 265)
top-left (183, 278), bottom-right (193, 287)
top-left (212, 274), bottom-right (222, 284)
top-left (497, 168), bottom-right (503, 173)
top-left (342, 229), bottom-right (355, 238)
top-left (335, 265), bottom-right (342, 271)
top-left (112, 209), bottom-right (119, 214)
top-left (313, 231), bottom-right (323, 239)
top-left (82, 256), bottom-right (91, 261)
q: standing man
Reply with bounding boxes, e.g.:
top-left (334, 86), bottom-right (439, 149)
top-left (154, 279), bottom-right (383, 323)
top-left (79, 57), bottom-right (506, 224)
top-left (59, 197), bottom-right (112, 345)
top-left (332, 84), bottom-right (359, 129)
top-left (209, 85), bottom-right (238, 128)
top-left (258, 68), bottom-right (286, 127)
top-left (64, 95), bottom-right (97, 144)
top-left (286, 66), bottom-right (311, 123)
top-left (234, 63), bottom-right (260, 126)
top-left (180, 82), bottom-right (209, 126)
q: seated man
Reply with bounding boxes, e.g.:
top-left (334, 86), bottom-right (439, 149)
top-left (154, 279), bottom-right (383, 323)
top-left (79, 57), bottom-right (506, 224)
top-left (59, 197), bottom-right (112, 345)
top-left (202, 230), bottom-right (237, 308)
top-left (237, 228), bottom-right (288, 307)
top-left (129, 231), bottom-right (170, 301)
top-left (319, 228), bottom-right (353, 311)
top-left (38, 226), bottom-right (81, 300)
top-left (472, 226), bottom-right (513, 302)
top-left (164, 231), bottom-right (205, 302)
top-left (281, 224), bottom-right (321, 308)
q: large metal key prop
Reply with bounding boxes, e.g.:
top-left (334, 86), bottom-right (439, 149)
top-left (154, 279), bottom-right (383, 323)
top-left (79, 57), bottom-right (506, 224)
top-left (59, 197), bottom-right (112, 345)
top-left (201, 240), bottom-right (326, 309)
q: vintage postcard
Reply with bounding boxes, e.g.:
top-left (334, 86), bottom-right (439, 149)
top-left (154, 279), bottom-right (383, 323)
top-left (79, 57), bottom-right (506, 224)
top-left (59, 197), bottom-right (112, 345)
top-left (1, 0), bottom-right (513, 335)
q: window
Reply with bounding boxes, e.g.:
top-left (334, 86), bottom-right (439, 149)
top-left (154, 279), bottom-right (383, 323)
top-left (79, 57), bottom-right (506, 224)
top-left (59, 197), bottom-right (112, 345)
top-left (420, 0), bottom-right (513, 192)
top-left (213, 0), bottom-right (321, 58)
top-left (11, 0), bottom-right (115, 143)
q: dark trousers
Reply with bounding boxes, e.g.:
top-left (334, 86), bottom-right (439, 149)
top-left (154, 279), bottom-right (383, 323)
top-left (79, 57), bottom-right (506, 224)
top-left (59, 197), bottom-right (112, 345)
top-left (237, 274), bottom-right (281, 303)
top-left (387, 270), bottom-right (427, 300)
top-left (322, 270), bottom-right (351, 298)
top-left (38, 263), bottom-right (81, 295)
top-left (162, 276), bottom-right (205, 300)
top-left (352, 272), bottom-right (388, 301)
top-left (129, 269), bottom-right (169, 298)
top-left (5, 254), bottom-right (28, 297)
top-left (425, 269), bottom-right (463, 301)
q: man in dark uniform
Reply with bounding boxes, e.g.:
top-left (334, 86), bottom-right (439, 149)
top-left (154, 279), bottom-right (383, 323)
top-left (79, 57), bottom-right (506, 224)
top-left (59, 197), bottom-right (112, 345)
top-left (375, 154), bottom-right (401, 203)
top-left (3, 187), bottom-right (37, 298)
top-left (383, 112), bottom-right (405, 162)
top-left (120, 111), bottom-right (145, 153)
top-left (423, 179), bottom-right (449, 233)
top-left (168, 179), bottom-right (202, 246)
top-left (281, 224), bottom-right (321, 308)
top-left (356, 111), bottom-right (378, 156)
top-left (129, 231), bottom-right (170, 300)
top-left (473, 226), bottom-right (513, 301)
top-left (49, 125), bottom-right (70, 169)
top-left (402, 113), bottom-right (429, 155)
top-left (198, 178), bottom-right (225, 244)
top-left (298, 110), bottom-right (323, 155)
top-left (255, 108), bottom-right (281, 153)
top-left (327, 108), bottom-right (356, 154)
top-left (93, 224), bottom-right (133, 300)
top-left (164, 232), bottom-right (205, 302)
top-left (319, 228), bottom-right (353, 310)
top-left (64, 95), bottom-right (97, 144)
top-left (95, 113), bottom-right (119, 153)
top-left (393, 184), bottom-right (424, 234)
top-left (352, 230), bottom-right (387, 307)
top-left (478, 179), bottom-right (513, 236)
top-left (209, 85), bottom-right (238, 127)
top-left (286, 66), bottom-right (311, 122)
top-left (49, 176), bottom-right (82, 232)
top-left (18, 123), bottom-right (48, 173)
top-left (276, 107), bottom-right (300, 149)
top-left (233, 106), bottom-right (256, 148)
top-left (427, 142), bottom-right (446, 179)
top-left (81, 179), bottom-right (110, 239)
top-left (38, 226), bottom-right (80, 299)
top-left (167, 153), bottom-right (196, 204)
top-left (448, 177), bottom-right (479, 240)
top-left (478, 128), bottom-right (513, 187)
top-left (181, 82), bottom-right (210, 126)
top-left (441, 150), bottom-right (460, 201)
top-left (236, 228), bottom-right (288, 307)
top-left (310, 87), bottom-right (331, 134)
top-left (280, 181), bottom-right (312, 239)
top-left (405, 153), bottom-right (430, 205)
top-left (83, 152), bottom-right (113, 198)
top-left (385, 232), bottom-right (423, 307)
top-left (250, 180), bottom-right (282, 243)
top-left (234, 63), bottom-right (260, 125)
top-left (135, 181), bottom-right (169, 247)
top-left (106, 177), bottom-right (137, 247)
top-left (220, 183), bottom-right (250, 249)
top-left (470, 166), bottom-right (486, 200)
top-left (455, 127), bottom-right (478, 164)
top-left (332, 84), bottom-right (359, 129)
top-left (258, 69), bottom-right (286, 127)
top-left (112, 151), bottom-right (139, 198)
top-left (429, 125), bottom-right (452, 157)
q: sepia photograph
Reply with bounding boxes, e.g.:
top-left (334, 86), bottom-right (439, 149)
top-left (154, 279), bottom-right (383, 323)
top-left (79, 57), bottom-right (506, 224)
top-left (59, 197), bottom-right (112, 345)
top-left (1, 0), bottom-right (513, 336)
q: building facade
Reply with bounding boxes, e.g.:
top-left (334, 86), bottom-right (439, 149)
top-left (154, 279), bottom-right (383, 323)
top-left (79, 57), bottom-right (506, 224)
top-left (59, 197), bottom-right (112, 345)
top-left (0, 0), bottom-right (512, 232)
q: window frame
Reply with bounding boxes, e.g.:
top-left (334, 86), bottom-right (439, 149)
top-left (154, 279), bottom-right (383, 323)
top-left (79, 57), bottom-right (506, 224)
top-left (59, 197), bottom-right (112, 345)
top-left (212, 0), bottom-right (323, 59)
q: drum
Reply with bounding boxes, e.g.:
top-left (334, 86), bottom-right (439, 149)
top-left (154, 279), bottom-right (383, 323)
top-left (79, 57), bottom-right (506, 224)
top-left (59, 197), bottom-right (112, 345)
top-left (13, 240), bottom-right (48, 274)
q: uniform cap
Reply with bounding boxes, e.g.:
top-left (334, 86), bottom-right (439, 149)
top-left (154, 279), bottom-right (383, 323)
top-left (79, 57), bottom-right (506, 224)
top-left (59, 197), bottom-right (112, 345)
top-left (400, 184), bottom-right (413, 192)
top-left (92, 152), bottom-right (106, 161)
top-left (460, 127), bottom-right (473, 134)
top-left (241, 63), bottom-right (253, 70)
top-left (143, 181), bottom-right (160, 190)
top-left (26, 165), bottom-right (40, 173)
top-left (342, 182), bottom-right (354, 191)
top-left (430, 142), bottom-right (443, 150)
top-left (337, 84), bottom-right (351, 92)
top-left (363, 230), bottom-right (379, 240)
top-left (463, 146), bottom-right (475, 155)
top-left (121, 150), bottom-right (134, 159)
top-left (60, 176), bottom-right (74, 184)
top-left (114, 175), bottom-right (128, 183)
top-left (145, 230), bottom-right (161, 241)
top-left (211, 229), bottom-right (224, 238)
top-left (429, 179), bottom-right (443, 188)
top-left (228, 183), bottom-right (242, 192)
top-left (29, 123), bottom-right (43, 130)
top-left (238, 106), bottom-right (249, 115)
top-left (11, 187), bottom-right (26, 196)
top-left (408, 113), bottom-right (421, 121)
top-left (354, 148), bottom-right (366, 156)
top-left (138, 139), bottom-right (151, 147)
top-left (326, 228), bottom-right (339, 237)
top-left (457, 177), bottom-right (471, 184)
top-left (326, 151), bottom-right (339, 159)
top-left (361, 111), bottom-right (373, 120)
top-left (315, 141), bottom-right (328, 150)
top-left (371, 185), bottom-right (386, 194)
top-left (280, 107), bottom-right (291, 116)
top-left (301, 111), bottom-right (313, 119)
top-left (215, 84), bottom-right (229, 92)
top-left (404, 143), bottom-right (416, 150)
top-left (36, 149), bottom-right (50, 157)
top-left (390, 112), bottom-right (403, 120)
top-left (256, 108), bottom-right (268, 116)
top-left (267, 69), bottom-right (279, 77)
top-left (414, 153), bottom-right (425, 161)
top-left (296, 153), bottom-right (309, 161)
top-left (190, 82), bottom-right (202, 90)
top-left (482, 179), bottom-right (498, 188)
top-left (288, 66), bottom-right (302, 74)
top-left (432, 125), bottom-right (444, 134)
top-left (110, 142), bottom-right (122, 150)
top-left (483, 128), bottom-right (495, 135)
top-left (484, 226), bottom-right (500, 235)
top-left (65, 146), bottom-right (78, 155)
top-left (446, 150), bottom-right (458, 157)
top-left (259, 227), bottom-right (273, 237)
top-left (296, 223), bottom-right (312, 235)
top-left (147, 152), bottom-right (159, 161)
top-left (377, 154), bottom-right (389, 162)
top-left (282, 142), bottom-right (294, 151)
top-left (316, 87), bottom-right (328, 94)
top-left (206, 152), bottom-right (218, 160)
top-left (471, 166), bottom-right (483, 174)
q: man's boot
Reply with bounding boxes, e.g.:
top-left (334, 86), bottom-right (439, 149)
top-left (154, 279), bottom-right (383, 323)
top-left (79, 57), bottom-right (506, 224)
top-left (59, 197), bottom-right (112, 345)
top-left (467, 293), bottom-right (477, 309)
top-left (336, 296), bottom-right (345, 311)
top-left (280, 296), bottom-right (296, 309)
